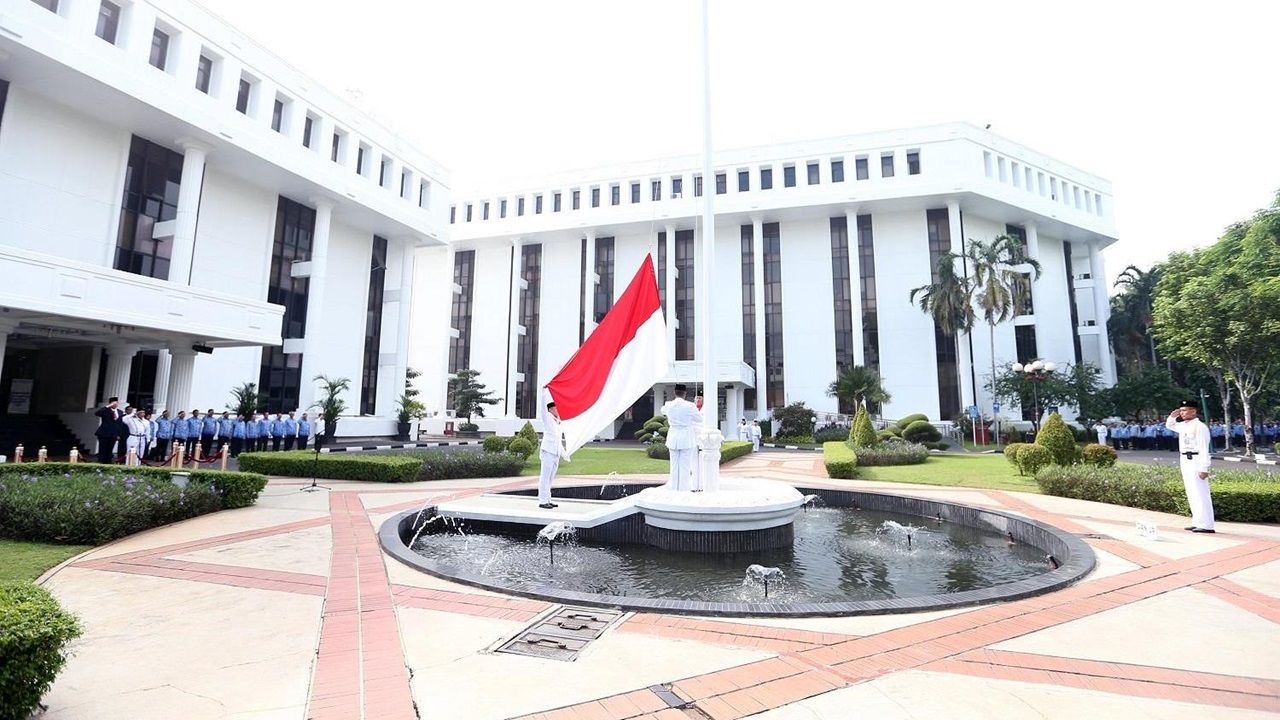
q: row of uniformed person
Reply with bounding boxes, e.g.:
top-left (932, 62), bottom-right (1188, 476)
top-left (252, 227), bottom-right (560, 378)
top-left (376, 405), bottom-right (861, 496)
top-left (145, 409), bottom-right (315, 459)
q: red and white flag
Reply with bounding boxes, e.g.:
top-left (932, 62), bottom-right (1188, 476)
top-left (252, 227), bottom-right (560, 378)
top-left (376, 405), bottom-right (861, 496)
top-left (546, 254), bottom-right (669, 455)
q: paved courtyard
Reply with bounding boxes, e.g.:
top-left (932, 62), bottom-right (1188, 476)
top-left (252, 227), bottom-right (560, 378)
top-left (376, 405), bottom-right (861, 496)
top-left (39, 450), bottom-right (1280, 719)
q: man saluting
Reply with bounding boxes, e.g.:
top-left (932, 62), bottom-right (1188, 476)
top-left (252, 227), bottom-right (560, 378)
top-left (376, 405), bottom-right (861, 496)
top-left (1167, 400), bottom-right (1214, 533)
top-left (662, 384), bottom-right (704, 491)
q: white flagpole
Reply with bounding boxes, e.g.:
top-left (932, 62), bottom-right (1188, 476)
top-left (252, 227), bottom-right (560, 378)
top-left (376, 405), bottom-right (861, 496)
top-left (699, 0), bottom-right (718, 431)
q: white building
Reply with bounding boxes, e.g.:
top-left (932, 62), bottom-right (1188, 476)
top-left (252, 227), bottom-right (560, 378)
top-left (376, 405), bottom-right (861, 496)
top-left (417, 123), bottom-right (1117, 437)
top-left (0, 0), bottom-right (448, 448)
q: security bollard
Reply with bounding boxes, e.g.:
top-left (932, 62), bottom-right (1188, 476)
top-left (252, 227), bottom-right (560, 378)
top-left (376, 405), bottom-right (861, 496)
top-left (37, 446), bottom-right (48, 463)
top-left (69, 447), bottom-right (80, 463)
top-left (14, 444), bottom-right (24, 464)
top-left (220, 443), bottom-right (229, 471)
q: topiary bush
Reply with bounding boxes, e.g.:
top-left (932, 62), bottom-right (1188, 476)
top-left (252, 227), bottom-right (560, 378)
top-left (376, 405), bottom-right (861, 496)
top-left (875, 429), bottom-right (899, 443)
top-left (850, 441), bottom-right (929, 466)
top-left (1004, 442), bottom-right (1026, 470)
top-left (1081, 443), bottom-right (1118, 468)
top-left (719, 441), bottom-right (753, 463)
top-left (924, 441), bottom-right (950, 451)
top-left (0, 582), bottom-right (82, 720)
top-left (823, 442), bottom-right (858, 479)
top-left (507, 437), bottom-right (535, 460)
top-left (1017, 444), bottom-right (1054, 475)
top-left (850, 407), bottom-right (879, 448)
top-left (519, 421), bottom-right (539, 447)
top-left (239, 451), bottom-right (420, 483)
top-left (895, 413), bottom-right (930, 430)
top-left (409, 449), bottom-right (526, 480)
top-left (482, 435), bottom-right (509, 453)
top-left (646, 441), bottom-right (670, 460)
top-left (1035, 413), bottom-right (1079, 466)
top-left (635, 416), bottom-right (668, 444)
top-left (901, 420), bottom-right (942, 444)
top-left (814, 425), bottom-right (851, 443)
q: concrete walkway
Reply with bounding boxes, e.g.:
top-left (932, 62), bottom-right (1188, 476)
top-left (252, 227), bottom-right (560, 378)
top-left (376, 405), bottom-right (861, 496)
top-left (38, 451), bottom-right (1280, 719)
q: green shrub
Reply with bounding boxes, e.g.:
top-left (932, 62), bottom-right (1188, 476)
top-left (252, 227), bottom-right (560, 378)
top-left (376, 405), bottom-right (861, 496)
top-left (1036, 465), bottom-right (1280, 522)
top-left (507, 437), bottom-right (535, 460)
top-left (191, 470), bottom-right (268, 509)
top-left (1081, 443), bottom-right (1118, 468)
top-left (850, 407), bottom-right (879, 448)
top-left (0, 582), bottom-right (82, 720)
top-left (482, 435), bottom-right (509, 453)
top-left (459, 422), bottom-right (479, 433)
top-left (238, 451), bottom-right (420, 483)
top-left (772, 402), bottom-right (817, 438)
top-left (1035, 413), bottom-right (1079, 466)
top-left (409, 450), bottom-right (526, 480)
top-left (1017, 444), bottom-right (1054, 475)
top-left (518, 421), bottom-right (539, 447)
top-left (814, 425), bottom-right (851, 443)
top-left (875, 429), bottom-right (899, 443)
top-left (719, 441), bottom-right (753, 463)
top-left (636, 416), bottom-right (669, 442)
top-left (895, 413), bottom-right (930, 429)
top-left (852, 441), bottom-right (929, 466)
top-left (1004, 443), bottom-right (1026, 470)
top-left (902, 420), bottom-right (942, 444)
top-left (774, 435), bottom-right (814, 445)
top-left (646, 441), bottom-right (670, 460)
top-left (924, 441), bottom-right (950, 451)
top-left (823, 441), bottom-right (859, 479)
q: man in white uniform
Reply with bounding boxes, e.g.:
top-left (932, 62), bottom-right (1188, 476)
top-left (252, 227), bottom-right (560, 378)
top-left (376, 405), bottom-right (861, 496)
top-left (1166, 400), bottom-right (1214, 533)
top-left (123, 407), bottom-right (148, 466)
top-left (738, 419), bottom-right (749, 441)
top-left (1092, 420), bottom-right (1108, 446)
top-left (661, 384), bottom-right (703, 491)
top-left (750, 420), bottom-right (762, 452)
top-left (538, 401), bottom-right (570, 509)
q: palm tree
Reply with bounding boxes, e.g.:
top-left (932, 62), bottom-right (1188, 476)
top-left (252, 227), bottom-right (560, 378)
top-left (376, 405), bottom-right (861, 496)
top-left (827, 365), bottom-right (892, 414)
top-left (1110, 264), bottom-right (1162, 372)
top-left (967, 234), bottom-right (1043, 414)
top-left (909, 252), bottom-right (976, 418)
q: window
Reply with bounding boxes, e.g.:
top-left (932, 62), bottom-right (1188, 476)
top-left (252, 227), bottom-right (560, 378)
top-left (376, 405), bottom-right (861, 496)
top-left (1005, 223), bottom-right (1027, 249)
top-left (737, 170), bottom-right (749, 192)
top-left (907, 150), bottom-right (920, 175)
top-left (651, 179), bottom-right (661, 202)
top-left (195, 54), bottom-right (213, 94)
top-left (831, 159), bottom-right (845, 183)
top-left (553, 192), bottom-right (562, 212)
top-left (855, 156), bottom-right (869, 180)
top-left (481, 201), bottom-right (489, 221)
top-left (448, 251), bottom-right (477, 374)
top-left (572, 189), bottom-right (580, 210)
top-left (997, 157), bottom-right (1007, 182)
top-left (807, 162), bottom-right (819, 185)
top-left (271, 99), bottom-right (285, 132)
top-left (715, 172), bottom-right (727, 194)
top-left (331, 130), bottom-right (344, 163)
top-left (464, 204), bottom-right (472, 222)
top-left (674, 230), bottom-right (696, 360)
top-left (149, 28), bottom-right (170, 71)
top-left (857, 215), bottom-right (879, 371)
top-left (31, 0), bottom-right (58, 14)
top-left (356, 146), bottom-right (366, 175)
top-left (881, 153), bottom-right (895, 178)
top-left (517, 197), bottom-right (525, 216)
top-left (515, 244), bottom-right (543, 418)
top-left (1014, 272), bottom-right (1035, 316)
top-left (671, 176), bottom-right (683, 198)
top-left (760, 167), bottom-right (773, 190)
top-left (610, 184), bottom-right (620, 206)
top-left (401, 170), bottom-right (411, 199)
top-left (534, 194), bottom-right (543, 214)
top-left (762, 222), bottom-right (785, 409)
top-left (0, 80), bottom-right (8, 132)
top-left (783, 165), bottom-right (796, 187)
top-left (1063, 242), bottom-right (1083, 362)
top-left (830, 218), bottom-right (854, 395)
top-left (450, 206), bottom-right (456, 223)
top-left (236, 78), bottom-right (252, 114)
top-left (1014, 325), bottom-right (1038, 364)
top-left (926, 208), bottom-right (959, 420)
top-left (657, 231), bottom-right (667, 310)
top-left (741, 225), bottom-right (756, 394)
top-left (630, 182), bottom-right (640, 203)
top-left (113, 136), bottom-right (183, 280)
top-left (379, 157), bottom-right (392, 188)
top-left (1011, 162), bottom-right (1021, 187)
top-left (591, 186), bottom-right (600, 208)
top-left (302, 114), bottom-right (315, 148)
top-left (693, 175), bottom-right (703, 197)
top-left (418, 181), bottom-right (430, 209)
top-left (360, 236), bottom-right (388, 415)
top-left (96, 1), bottom-right (120, 44)
top-left (984, 151), bottom-right (993, 178)
top-left (259, 196), bottom-right (316, 413)
top-left (593, 237), bottom-right (615, 323)
top-left (499, 198), bottom-right (507, 218)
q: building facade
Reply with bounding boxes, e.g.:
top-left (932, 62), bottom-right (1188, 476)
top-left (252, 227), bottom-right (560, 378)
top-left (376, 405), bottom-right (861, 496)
top-left (0, 0), bottom-right (448, 446)
top-left (419, 123), bottom-right (1117, 437)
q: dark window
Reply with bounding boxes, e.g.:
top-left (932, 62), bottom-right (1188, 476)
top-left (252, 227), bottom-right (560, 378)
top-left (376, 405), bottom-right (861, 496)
top-left (96, 1), bottom-right (120, 43)
top-left (1005, 224), bottom-right (1027, 249)
top-left (763, 222), bottom-right (785, 409)
top-left (760, 167), bottom-right (773, 190)
top-left (715, 172), bottom-right (727, 194)
top-left (400, 171), bottom-right (409, 198)
top-left (657, 232), bottom-right (667, 312)
top-left (379, 158), bottom-right (391, 188)
top-left (651, 179), bottom-right (661, 202)
top-left (831, 160), bottom-right (845, 183)
top-left (671, 177), bottom-right (683, 198)
top-left (807, 162), bottom-right (820, 185)
top-left (113, 136), bottom-right (183, 280)
top-left (630, 182), bottom-right (640, 203)
top-left (572, 190), bottom-right (580, 210)
top-left (857, 215), bottom-right (879, 371)
top-left (579, 239), bottom-right (587, 343)
top-left (1063, 242), bottom-right (1084, 363)
top-left (926, 208), bottom-right (960, 420)
top-left (610, 185), bottom-right (620, 206)
top-left (32, 0), bottom-right (58, 12)
top-left (694, 175), bottom-right (703, 197)
top-left (448, 250), bottom-right (476, 374)
top-left (553, 192), bottom-right (561, 212)
top-left (419, 181), bottom-right (430, 208)
top-left (464, 204), bottom-right (472, 222)
top-left (331, 132), bottom-right (341, 162)
top-left (855, 157), bottom-right (869, 180)
top-left (740, 225), bottom-right (756, 404)
top-left (534, 195), bottom-right (543, 214)
top-left (737, 170), bottom-right (749, 192)
top-left (259, 196), bottom-right (316, 413)
top-left (881, 153), bottom-right (895, 178)
top-left (271, 99), bottom-right (284, 132)
top-left (674, 230), bottom-right (696, 360)
top-left (515, 244), bottom-right (543, 418)
top-left (360, 236), bottom-right (388, 415)
top-left (500, 199), bottom-right (507, 218)
top-left (830, 217), bottom-right (854, 412)
top-left (236, 79), bottom-right (251, 114)
top-left (450, 206), bottom-right (455, 224)
top-left (907, 150), bottom-right (921, 175)
top-left (302, 115), bottom-right (313, 147)
top-left (1015, 325), bottom-right (1039, 421)
top-left (356, 147), bottom-right (365, 175)
top-left (1014, 272), bottom-right (1034, 316)
top-left (783, 166), bottom-right (796, 187)
top-left (593, 237), bottom-right (615, 323)
top-left (591, 187), bottom-right (600, 208)
top-left (482, 201), bottom-right (489, 221)
top-left (517, 197), bottom-right (525, 216)
top-left (149, 28), bottom-right (169, 71)
top-left (0, 80), bottom-right (8, 133)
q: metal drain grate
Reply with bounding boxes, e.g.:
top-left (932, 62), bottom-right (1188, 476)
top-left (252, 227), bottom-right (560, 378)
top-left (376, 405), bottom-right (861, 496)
top-left (1075, 532), bottom-right (1113, 540)
top-left (496, 606), bottom-right (624, 661)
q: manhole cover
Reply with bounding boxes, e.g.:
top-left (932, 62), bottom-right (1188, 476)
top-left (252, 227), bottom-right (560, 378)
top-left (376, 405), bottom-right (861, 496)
top-left (495, 606), bottom-right (624, 661)
top-left (497, 633), bottom-right (591, 661)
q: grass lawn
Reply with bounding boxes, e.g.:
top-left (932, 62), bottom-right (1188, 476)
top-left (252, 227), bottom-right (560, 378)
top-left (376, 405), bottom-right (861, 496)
top-left (518, 447), bottom-right (671, 476)
top-left (0, 540), bottom-right (92, 583)
top-left (856, 453), bottom-right (1040, 493)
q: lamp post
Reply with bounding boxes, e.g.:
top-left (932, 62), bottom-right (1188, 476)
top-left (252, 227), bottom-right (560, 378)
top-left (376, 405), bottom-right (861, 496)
top-left (1010, 360), bottom-right (1057, 435)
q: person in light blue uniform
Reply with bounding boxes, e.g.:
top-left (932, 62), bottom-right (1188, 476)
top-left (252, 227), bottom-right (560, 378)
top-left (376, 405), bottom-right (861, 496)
top-left (297, 413), bottom-right (311, 451)
top-left (245, 413), bottom-right (260, 453)
top-left (217, 412), bottom-right (235, 454)
top-left (270, 413), bottom-right (285, 452)
top-left (255, 415), bottom-right (271, 452)
top-left (172, 410), bottom-right (188, 456)
top-left (154, 410), bottom-right (173, 461)
top-left (185, 410), bottom-right (203, 457)
top-left (230, 414), bottom-right (246, 457)
top-left (200, 408), bottom-right (218, 457)
top-left (283, 412), bottom-right (299, 451)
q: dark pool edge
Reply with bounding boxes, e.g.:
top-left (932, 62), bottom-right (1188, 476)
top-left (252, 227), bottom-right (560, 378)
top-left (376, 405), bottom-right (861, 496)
top-left (377, 486), bottom-right (1096, 618)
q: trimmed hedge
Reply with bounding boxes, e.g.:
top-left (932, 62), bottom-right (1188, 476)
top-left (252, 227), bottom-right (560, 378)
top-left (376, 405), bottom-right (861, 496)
top-left (1081, 443), bottom-right (1118, 468)
top-left (814, 425), bottom-right (851, 443)
top-left (407, 450), bottom-right (526, 480)
top-left (0, 582), bottom-right (82, 720)
top-left (1017, 444), bottom-right (1054, 475)
top-left (902, 420), bottom-right (942, 444)
top-left (1036, 464), bottom-right (1280, 523)
top-left (1004, 443), bottom-right (1026, 470)
top-left (719, 441), bottom-right (753, 463)
top-left (238, 451), bottom-right (420, 483)
top-left (822, 441), bottom-right (859, 479)
top-left (849, 441), bottom-right (929, 466)
top-left (895, 413), bottom-right (930, 429)
top-left (646, 442), bottom-right (670, 460)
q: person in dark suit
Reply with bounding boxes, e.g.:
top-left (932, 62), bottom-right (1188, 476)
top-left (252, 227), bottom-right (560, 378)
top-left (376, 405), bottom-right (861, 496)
top-left (115, 405), bottom-right (132, 462)
top-left (94, 397), bottom-right (121, 464)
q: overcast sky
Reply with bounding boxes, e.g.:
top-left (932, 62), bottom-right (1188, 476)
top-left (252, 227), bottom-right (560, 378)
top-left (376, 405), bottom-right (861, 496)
top-left (204, 0), bottom-right (1279, 287)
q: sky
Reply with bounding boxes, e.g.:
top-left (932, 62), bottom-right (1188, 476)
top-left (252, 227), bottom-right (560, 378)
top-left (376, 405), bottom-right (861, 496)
top-left (203, 0), bottom-right (1280, 288)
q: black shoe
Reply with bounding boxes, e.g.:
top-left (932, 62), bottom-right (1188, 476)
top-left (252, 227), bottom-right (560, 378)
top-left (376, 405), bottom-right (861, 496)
top-left (1185, 526), bottom-right (1197, 531)
top-left (1191, 528), bottom-right (1216, 533)
top-left (538, 503), bottom-right (557, 509)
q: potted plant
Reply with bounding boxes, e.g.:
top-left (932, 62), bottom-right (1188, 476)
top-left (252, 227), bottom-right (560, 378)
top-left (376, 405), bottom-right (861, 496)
top-left (395, 394), bottom-right (425, 440)
top-left (313, 374), bottom-right (351, 444)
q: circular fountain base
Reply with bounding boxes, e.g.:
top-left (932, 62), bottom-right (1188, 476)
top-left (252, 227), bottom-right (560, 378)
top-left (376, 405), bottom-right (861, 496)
top-left (632, 477), bottom-right (805, 552)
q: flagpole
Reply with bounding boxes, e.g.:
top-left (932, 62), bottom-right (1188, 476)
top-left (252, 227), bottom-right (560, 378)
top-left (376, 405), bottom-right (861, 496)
top-left (699, 0), bottom-right (718, 432)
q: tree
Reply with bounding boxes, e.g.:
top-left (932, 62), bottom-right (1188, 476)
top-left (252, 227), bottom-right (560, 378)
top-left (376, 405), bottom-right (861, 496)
top-left (910, 252), bottom-right (975, 418)
top-left (966, 234), bottom-right (1043, 418)
top-left (227, 382), bottom-right (260, 418)
top-left (313, 375), bottom-right (351, 439)
top-left (849, 406), bottom-right (879, 447)
top-left (1153, 194), bottom-right (1280, 455)
top-left (1109, 264), bottom-right (1163, 374)
top-left (827, 365), bottom-right (892, 414)
top-left (448, 369), bottom-right (500, 424)
top-left (990, 361), bottom-right (1104, 421)
top-left (771, 402), bottom-right (816, 439)
top-left (396, 367), bottom-right (426, 424)
top-left (1103, 367), bottom-right (1187, 421)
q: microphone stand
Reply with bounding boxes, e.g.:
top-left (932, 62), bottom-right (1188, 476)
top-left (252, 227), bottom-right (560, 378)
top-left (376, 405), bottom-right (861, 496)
top-left (300, 433), bottom-right (330, 493)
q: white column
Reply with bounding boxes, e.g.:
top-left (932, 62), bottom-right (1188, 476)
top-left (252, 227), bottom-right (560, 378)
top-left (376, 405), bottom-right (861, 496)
top-left (1088, 241), bottom-right (1115, 384)
top-left (582, 231), bottom-right (596, 341)
top-left (153, 350), bottom-right (172, 412)
top-left (505, 238), bottom-right (522, 417)
top-left (725, 387), bottom-right (739, 428)
top-left (298, 199), bottom-right (333, 412)
top-left (438, 246), bottom-right (456, 416)
top-left (165, 347), bottom-right (197, 415)
top-left (947, 200), bottom-right (974, 412)
top-left (752, 217), bottom-right (766, 418)
top-left (104, 343), bottom-right (140, 404)
top-left (664, 224), bottom-right (677, 363)
top-left (119, 1), bottom-right (155, 64)
top-left (845, 208), bottom-right (864, 366)
top-left (391, 240), bottom-right (417, 417)
top-left (169, 141), bottom-right (209, 285)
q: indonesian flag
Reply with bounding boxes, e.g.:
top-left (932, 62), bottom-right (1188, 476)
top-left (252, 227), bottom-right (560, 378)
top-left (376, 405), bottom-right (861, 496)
top-left (546, 255), bottom-right (669, 455)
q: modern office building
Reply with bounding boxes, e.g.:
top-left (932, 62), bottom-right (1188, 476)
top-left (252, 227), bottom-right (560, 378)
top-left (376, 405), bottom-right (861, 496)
top-left (0, 0), bottom-right (448, 452)
top-left (418, 122), bottom-right (1117, 438)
